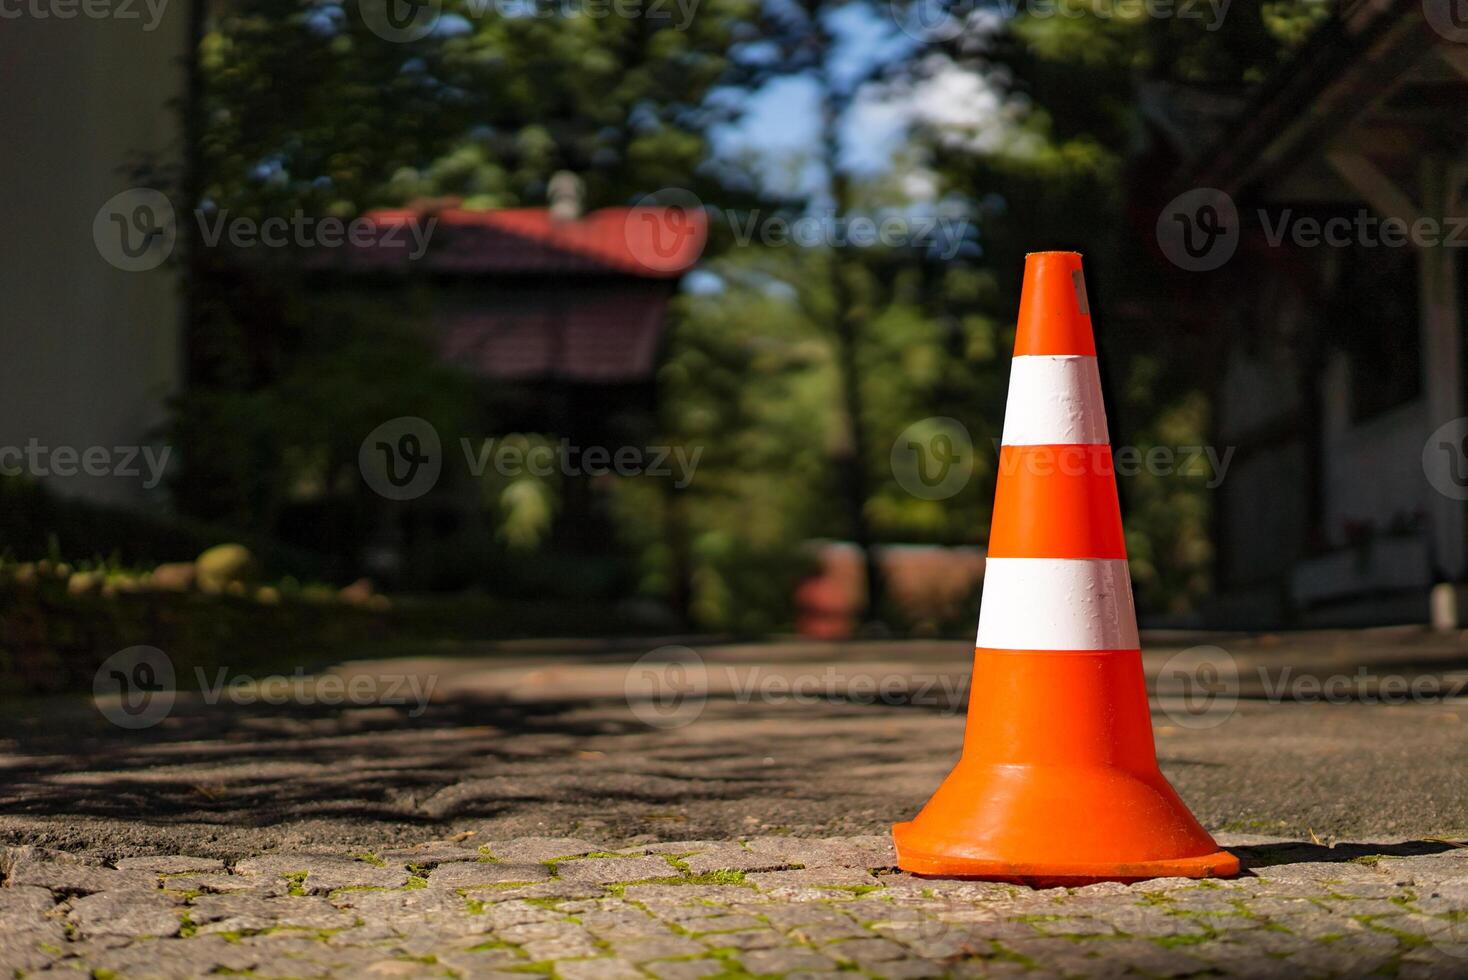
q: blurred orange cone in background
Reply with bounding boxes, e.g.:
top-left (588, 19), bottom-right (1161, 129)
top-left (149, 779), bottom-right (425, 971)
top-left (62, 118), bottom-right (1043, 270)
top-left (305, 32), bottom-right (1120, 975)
top-left (892, 252), bottom-right (1238, 884)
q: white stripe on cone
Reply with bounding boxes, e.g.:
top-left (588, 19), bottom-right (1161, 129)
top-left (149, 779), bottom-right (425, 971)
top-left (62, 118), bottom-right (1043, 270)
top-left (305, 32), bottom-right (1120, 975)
top-left (1000, 356), bottom-right (1109, 446)
top-left (976, 557), bottom-right (1139, 650)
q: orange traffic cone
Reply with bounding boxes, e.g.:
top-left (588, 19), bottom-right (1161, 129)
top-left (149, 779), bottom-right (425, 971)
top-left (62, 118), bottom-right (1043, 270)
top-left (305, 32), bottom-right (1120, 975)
top-left (892, 252), bottom-right (1238, 885)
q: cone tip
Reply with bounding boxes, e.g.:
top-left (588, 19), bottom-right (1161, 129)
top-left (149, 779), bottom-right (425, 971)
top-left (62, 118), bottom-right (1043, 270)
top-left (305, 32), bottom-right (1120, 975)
top-left (1015, 252), bottom-right (1094, 356)
top-left (1025, 250), bottom-right (1083, 258)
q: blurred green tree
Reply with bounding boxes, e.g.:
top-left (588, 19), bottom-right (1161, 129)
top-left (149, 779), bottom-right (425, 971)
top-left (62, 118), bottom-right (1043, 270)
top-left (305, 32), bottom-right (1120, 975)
top-left (896, 0), bottom-right (1329, 612)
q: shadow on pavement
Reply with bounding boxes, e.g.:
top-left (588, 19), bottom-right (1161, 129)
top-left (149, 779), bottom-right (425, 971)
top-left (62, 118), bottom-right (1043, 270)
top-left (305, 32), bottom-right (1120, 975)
top-left (1234, 839), bottom-right (1463, 869)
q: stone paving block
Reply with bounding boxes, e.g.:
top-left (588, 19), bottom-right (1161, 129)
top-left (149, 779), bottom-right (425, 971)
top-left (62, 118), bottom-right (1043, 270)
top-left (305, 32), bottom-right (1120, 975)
top-left (556, 956), bottom-right (647, 979)
top-left (520, 936), bottom-right (602, 960)
top-left (869, 959), bottom-right (960, 979)
top-left (0, 884), bottom-right (57, 928)
top-left (621, 883), bottom-right (762, 904)
top-left (377, 842), bottom-right (485, 866)
top-left (611, 934), bottom-right (706, 960)
top-left (233, 854), bottom-right (410, 893)
top-left (682, 912), bottom-right (765, 934)
top-left (697, 928), bottom-right (781, 950)
top-left (1103, 938), bottom-right (1211, 977)
top-left (114, 854), bottom-right (227, 874)
top-left (1126, 876), bottom-right (1209, 893)
top-left (427, 860), bottom-right (552, 889)
top-left (821, 936), bottom-right (910, 964)
top-left (1250, 861), bottom-right (1389, 884)
top-left (161, 872), bottom-right (261, 894)
top-left (1208, 954), bottom-right (1304, 978)
top-left (638, 839), bottom-right (732, 854)
top-left (878, 876), bottom-right (1015, 902)
top-left (496, 918), bottom-right (589, 943)
top-left (681, 843), bottom-right (797, 875)
top-left (1377, 852), bottom-right (1468, 883)
top-left (0, 923), bottom-right (68, 974)
top-left (645, 959), bottom-right (726, 980)
top-left (5, 858), bottom-right (155, 895)
top-left (741, 835), bottom-right (895, 869)
top-left (474, 879), bottom-right (609, 902)
top-left (189, 892), bottom-right (358, 933)
top-left (67, 889), bottom-right (181, 938)
top-left (360, 959), bottom-right (449, 977)
top-left (745, 866), bottom-right (880, 892)
top-left (554, 854), bottom-right (676, 884)
top-left (482, 899), bottom-right (561, 928)
top-left (759, 902), bottom-right (860, 929)
top-left (581, 908), bottom-right (672, 939)
top-left (331, 884), bottom-right (474, 920)
top-left (434, 946), bottom-right (526, 974)
top-left (479, 836), bottom-right (601, 863)
top-left (87, 935), bottom-right (262, 978)
top-left (879, 923), bottom-right (993, 960)
top-left (787, 919), bottom-right (873, 944)
top-left (741, 946), bottom-right (841, 973)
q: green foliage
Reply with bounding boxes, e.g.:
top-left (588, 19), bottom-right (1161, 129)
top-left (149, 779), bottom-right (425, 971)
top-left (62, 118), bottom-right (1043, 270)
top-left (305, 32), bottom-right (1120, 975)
top-left (912, 1), bottom-right (1328, 612)
top-left (197, 0), bottom-right (750, 215)
top-left (171, 287), bottom-right (473, 539)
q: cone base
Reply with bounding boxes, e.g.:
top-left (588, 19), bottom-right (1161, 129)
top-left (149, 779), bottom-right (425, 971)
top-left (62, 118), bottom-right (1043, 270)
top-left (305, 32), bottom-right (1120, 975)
top-left (893, 819), bottom-right (1238, 886)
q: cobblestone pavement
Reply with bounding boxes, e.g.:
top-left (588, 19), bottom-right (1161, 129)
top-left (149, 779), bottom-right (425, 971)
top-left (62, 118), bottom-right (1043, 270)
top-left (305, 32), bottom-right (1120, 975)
top-left (4, 833), bottom-right (1468, 978)
top-left (3, 630), bottom-right (1468, 976)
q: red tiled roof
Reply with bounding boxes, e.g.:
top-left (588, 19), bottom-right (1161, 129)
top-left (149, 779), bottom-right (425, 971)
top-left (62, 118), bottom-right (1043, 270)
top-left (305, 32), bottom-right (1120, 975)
top-left (352, 206), bottom-right (708, 278)
top-left (438, 284), bottom-right (670, 382)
